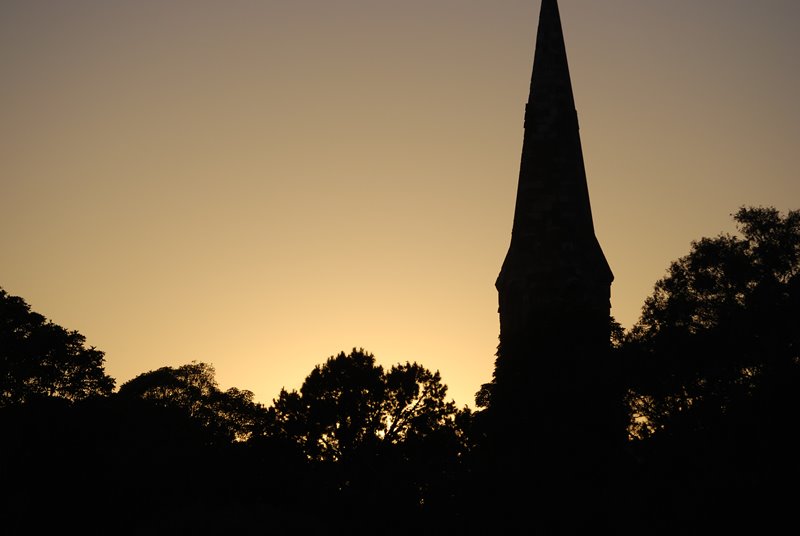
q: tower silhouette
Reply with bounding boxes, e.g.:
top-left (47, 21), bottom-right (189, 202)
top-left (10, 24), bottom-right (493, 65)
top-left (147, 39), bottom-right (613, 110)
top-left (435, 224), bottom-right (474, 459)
top-left (483, 1), bottom-right (619, 530)
top-left (490, 0), bottom-right (615, 420)
top-left (496, 0), bottom-right (612, 375)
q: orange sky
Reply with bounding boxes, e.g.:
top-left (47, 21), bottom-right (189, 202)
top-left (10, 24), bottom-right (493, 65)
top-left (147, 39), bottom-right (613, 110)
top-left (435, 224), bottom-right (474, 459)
top-left (2, 0), bottom-right (799, 408)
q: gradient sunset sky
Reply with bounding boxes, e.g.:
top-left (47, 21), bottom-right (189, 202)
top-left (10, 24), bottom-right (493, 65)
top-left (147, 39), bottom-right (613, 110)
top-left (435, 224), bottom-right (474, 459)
top-left (3, 0), bottom-right (799, 408)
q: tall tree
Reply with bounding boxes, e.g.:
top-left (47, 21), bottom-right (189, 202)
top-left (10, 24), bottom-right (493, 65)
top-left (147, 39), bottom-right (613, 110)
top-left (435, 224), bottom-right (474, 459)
top-left (263, 348), bottom-right (470, 529)
top-left (0, 288), bottom-right (114, 406)
top-left (625, 206), bottom-right (800, 437)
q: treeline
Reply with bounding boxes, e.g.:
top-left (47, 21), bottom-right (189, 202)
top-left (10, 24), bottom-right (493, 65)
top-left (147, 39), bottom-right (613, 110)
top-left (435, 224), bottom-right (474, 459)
top-left (1, 206), bottom-right (798, 534)
top-left (617, 206), bottom-right (800, 534)
top-left (0, 296), bottom-right (473, 532)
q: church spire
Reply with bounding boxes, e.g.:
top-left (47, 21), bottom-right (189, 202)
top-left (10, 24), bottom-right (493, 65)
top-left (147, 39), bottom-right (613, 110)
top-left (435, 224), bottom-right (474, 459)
top-left (485, 5), bottom-right (622, 530)
top-left (525, 0), bottom-right (577, 137)
top-left (497, 0), bottom-right (612, 337)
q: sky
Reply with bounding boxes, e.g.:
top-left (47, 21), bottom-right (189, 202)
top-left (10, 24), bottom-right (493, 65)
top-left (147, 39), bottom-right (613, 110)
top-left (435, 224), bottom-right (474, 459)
top-left (2, 0), bottom-right (799, 409)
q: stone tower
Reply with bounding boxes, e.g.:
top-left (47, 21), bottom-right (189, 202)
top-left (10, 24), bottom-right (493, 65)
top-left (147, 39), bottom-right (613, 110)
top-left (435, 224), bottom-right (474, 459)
top-left (481, 3), bottom-right (618, 530)
top-left (495, 0), bottom-right (613, 390)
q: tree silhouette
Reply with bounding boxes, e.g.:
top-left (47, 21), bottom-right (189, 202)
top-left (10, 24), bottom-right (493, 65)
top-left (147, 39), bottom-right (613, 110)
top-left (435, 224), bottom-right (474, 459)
top-left (625, 206), bottom-right (800, 438)
top-left (263, 348), bottom-right (470, 530)
top-left (0, 287), bottom-right (114, 406)
top-left (619, 206), bottom-right (800, 534)
top-left (265, 348), bottom-right (465, 461)
top-left (118, 361), bottom-right (267, 442)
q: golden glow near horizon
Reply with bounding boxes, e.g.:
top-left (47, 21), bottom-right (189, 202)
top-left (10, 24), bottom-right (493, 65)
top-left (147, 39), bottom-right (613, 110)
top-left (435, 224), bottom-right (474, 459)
top-left (2, 1), bottom-right (799, 408)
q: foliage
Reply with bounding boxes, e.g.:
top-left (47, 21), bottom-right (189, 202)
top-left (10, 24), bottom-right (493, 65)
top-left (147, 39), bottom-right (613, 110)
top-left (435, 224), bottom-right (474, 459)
top-left (265, 348), bottom-right (465, 462)
top-left (261, 348), bottom-right (471, 525)
top-left (624, 206), bottom-right (800, 438)
top-left (118, 361), bottom-right (267, 442)
top-left (0, 287), bottom-right (114, 406)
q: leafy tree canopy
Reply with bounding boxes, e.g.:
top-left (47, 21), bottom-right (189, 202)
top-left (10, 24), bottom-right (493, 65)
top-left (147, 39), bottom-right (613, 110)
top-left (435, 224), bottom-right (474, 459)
top-left (0, 287), bottom-right (114, 406)
top-left (624, 207), bottom-right (800, 437)
top-left (118, 361), bottom-right (266, 442)
top-left (265, 348), bottom-right (465, 463)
